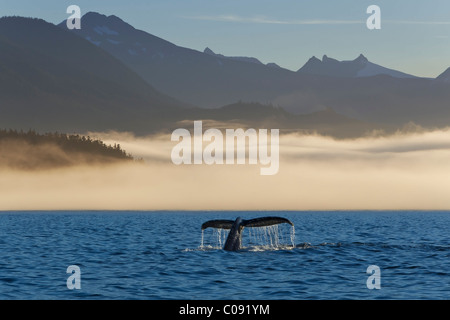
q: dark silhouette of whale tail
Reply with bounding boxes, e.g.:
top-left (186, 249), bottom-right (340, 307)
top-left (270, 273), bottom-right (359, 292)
top-left (201, 216), bottom-right (294, 251)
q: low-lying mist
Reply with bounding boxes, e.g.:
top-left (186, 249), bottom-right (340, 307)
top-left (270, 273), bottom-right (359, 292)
top-left (2, 127), bottom-right (450, 211)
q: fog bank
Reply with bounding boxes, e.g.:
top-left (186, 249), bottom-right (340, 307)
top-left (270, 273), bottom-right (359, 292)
top-left (2, 129), bottom-right (450, 210)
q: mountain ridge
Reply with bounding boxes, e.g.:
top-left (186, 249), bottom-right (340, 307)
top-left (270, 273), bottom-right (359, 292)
top-left (2, 13), bottom-right (450, 136)
top-left (297, 54), bottom-right (418, 79)
top-left (62, 11), bottom-right (445, 117)
top-left (0, 16), bottom-right (187, 133)
top-left (436, 67), bottom-right (450, 82)
top-left (203, 47), bottom-right (282, 68)
top-left (0, 15), bottom-right (374, 138)
top-left (59, 11), bottom-right (447, 82)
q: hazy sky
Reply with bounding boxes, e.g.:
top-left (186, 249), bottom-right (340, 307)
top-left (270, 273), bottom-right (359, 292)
top-left (1, 0), bottom-right (449, 77)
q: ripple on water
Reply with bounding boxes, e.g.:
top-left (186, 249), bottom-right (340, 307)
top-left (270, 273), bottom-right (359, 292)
top-left (0, 211), bottom-right (448, 299)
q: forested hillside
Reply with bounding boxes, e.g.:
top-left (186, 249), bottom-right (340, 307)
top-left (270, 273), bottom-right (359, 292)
top-left (0, 129), bottom-right (133, 170)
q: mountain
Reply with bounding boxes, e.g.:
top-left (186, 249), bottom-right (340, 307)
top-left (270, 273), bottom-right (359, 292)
top-left (436, 67), bottom-right (450, 82)
top-left (5, 12), bottom-right (450, 134)
top-left (0, 15), bottom-right (377, 138)
top-left (59, 12), bottom-right (300, 108)
top-left (169, 102), bottom-right (377, 138)
top-left (203, 47), bottom-right (263, 65)
top-left (297, 54), bottom-right (418, 79)
top-left (0, 16), bottom-right (186, 133)
top-left (203, 47), bottom-right (281, 68)
top-left (59, 12), bottom-right (450, 130)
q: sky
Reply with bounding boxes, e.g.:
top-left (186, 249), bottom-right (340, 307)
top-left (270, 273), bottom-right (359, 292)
top-left (1, 0), bottom-right (449, 77)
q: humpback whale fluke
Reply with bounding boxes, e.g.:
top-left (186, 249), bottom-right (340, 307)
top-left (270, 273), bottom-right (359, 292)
top-left (201, 216), bottom-right (294, 251)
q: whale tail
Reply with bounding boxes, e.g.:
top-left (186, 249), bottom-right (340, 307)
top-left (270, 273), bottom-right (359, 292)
top-left (201, 219), bottom-right (235, 230)
top-left (201, 217), bottom-right (293, 230)
top-left (201, 216), bottom-right (294, 251)
top-left (242, 217), bottom-right (294, 228)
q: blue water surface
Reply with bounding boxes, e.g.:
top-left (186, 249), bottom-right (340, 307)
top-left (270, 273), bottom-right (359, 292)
top-left (0, 211), bottom-right (448, 300)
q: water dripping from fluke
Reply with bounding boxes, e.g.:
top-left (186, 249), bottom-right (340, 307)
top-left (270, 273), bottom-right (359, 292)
top-left (200, 216), bottom-right (295, 252)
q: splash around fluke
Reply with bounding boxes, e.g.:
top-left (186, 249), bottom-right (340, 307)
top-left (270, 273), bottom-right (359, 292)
top-left (201, 216), bottom-right (294, 251)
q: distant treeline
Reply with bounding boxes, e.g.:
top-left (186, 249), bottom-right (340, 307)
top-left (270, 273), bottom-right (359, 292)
top-left (0, 129), bottom-right (134, 170)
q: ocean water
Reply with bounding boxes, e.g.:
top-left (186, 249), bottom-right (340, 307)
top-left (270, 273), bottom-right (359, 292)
top-left (0, 211), bottom-right (448, 300)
